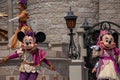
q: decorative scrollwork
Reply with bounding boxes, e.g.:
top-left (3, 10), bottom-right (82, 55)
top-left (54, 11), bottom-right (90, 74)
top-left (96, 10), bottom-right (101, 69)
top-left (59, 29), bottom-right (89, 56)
top-left (84, 21), bottom-right (120, 48)
top-left (0, 29), bottom-right (8, 41)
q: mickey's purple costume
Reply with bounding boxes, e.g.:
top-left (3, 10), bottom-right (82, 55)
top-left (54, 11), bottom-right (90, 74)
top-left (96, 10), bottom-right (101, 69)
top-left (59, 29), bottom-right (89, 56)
top-left (1, 31), bottom-right (54, 80)
top-left (9, 48), bottom-right (49, 80)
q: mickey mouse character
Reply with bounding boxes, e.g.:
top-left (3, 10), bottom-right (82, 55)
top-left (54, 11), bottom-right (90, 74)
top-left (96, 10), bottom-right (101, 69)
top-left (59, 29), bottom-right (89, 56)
top-left (91, 30), bottom-right (120, 80)
top-left (0, 31), bottom-right (55, 80)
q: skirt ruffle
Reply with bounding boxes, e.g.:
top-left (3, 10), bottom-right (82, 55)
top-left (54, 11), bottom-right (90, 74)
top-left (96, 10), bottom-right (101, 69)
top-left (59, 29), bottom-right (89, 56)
top-left (98, 60), bottom-right (120, 80)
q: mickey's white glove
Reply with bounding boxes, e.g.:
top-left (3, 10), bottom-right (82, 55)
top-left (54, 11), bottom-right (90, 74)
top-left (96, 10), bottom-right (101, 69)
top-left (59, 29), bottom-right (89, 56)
top-left (16, 48), bottom-right (24, 56)
top-left (8, 16), bottom-right (19, 22)
top-left (90, 45), bottom-right (100, 51)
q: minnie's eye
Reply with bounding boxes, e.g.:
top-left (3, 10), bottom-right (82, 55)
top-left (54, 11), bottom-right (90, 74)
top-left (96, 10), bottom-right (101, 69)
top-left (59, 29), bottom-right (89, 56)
top-left (105, 38), bottom-right (109, 42)
top-left (110, 38), bottom-right (113, 41)
top-left (106, 39), bottom-right (109, 42)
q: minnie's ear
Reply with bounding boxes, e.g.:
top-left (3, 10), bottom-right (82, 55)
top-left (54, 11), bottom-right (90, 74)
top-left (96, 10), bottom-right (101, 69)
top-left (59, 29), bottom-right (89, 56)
top-left (17, 31), bottom-right (25, 42)
top-left (35, 32), bottom-right (46, 43)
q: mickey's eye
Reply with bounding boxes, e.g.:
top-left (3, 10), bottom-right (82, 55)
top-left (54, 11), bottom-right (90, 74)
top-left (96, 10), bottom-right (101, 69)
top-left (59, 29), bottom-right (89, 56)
top-left (29, 39), bottom-right (33, 44)
top-left (24, 39), bottom-right (28, 43)
top-left (29, 42), bottom-right (31, 44)
top-left (24, 40), bottom-right (29, 45)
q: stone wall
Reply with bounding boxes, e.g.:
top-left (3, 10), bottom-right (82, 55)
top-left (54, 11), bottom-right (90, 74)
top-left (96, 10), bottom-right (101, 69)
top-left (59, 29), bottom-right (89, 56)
top-left (0, 0), bottom-right (120, 46)
top-left (0, 0), bottom-right (8, 42)
top-left (99, 0), bottom-right (120, 23)
top-left (11, 0), bottom-right (120, 44)
top-left (0, 0), bottom-right (8, 29)
top-left (99, 0), bottom-right (120, 32)
top-left (0, 0), bottom-right (8, 30)
top-left (26, 0), bottom-right (99, 43)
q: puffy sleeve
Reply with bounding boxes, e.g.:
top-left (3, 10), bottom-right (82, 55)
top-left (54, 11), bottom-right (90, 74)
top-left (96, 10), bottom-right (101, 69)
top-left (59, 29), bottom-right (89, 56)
top-left (33, 48), bottom-right (46, 65)
top-left (114, 48), bottom-right (120, 62)
top-left (8, 52), bottom-right (19, 59)
top-left (39, 49), bottom-right (46, 61)
top-left (9, 48), bottom-right (24, 59)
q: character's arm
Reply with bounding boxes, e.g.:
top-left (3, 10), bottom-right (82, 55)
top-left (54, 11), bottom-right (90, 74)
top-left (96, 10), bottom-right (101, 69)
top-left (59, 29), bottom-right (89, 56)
top-left (114, 48), bottom-right (120, 63)
top-left (90, 45), bottom-right (101, 58)
top-left (43, 58), bottom-right (55, 70)
top-left (18, 11), bottom-right (27, 19)
top-left (8, 53), bottom-right (19, 59)
top-left (95, 61), bottom-right (99, 68)
top-left (0, 48), bottom-right (24, 63)
top-left (8, 11), bottom-right (27, 22)
top-left (92, 61), bottom-right (99, 73)
top-left (115, 48), bottom-right (120, 63)
top-left (0, 52), bottom-right (19, 63)
top-left (10, 48), bottom-right (24, 59)
top-left (8, 16), bottom-right (19, 22)
top-left (90, 45), bottom-right (100, 51)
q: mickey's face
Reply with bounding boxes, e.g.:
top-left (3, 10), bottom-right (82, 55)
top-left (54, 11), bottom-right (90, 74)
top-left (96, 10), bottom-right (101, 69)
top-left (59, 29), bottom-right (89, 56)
top-left (17, 31), bottom-right (46, 52)
top-left (100, 34), bottom-right (115, 49)
top-left (23, 36), bottom-right (35, 51)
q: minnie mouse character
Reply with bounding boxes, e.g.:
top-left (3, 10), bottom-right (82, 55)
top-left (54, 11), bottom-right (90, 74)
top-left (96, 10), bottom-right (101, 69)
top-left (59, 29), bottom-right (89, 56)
top-left (91, 30), bottom-right (120, 80)
top-left (0, 31), bottom-right (55, 80)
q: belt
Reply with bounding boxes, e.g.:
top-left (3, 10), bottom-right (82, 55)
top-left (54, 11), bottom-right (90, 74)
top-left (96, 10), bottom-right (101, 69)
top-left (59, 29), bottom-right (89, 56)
top-left (22, 61), bottom-right (35, 66)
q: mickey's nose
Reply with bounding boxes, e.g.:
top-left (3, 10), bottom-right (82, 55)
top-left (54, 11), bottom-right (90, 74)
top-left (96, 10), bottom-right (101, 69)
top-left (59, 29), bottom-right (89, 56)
top-left (26, 42), bottom-right (29, 45)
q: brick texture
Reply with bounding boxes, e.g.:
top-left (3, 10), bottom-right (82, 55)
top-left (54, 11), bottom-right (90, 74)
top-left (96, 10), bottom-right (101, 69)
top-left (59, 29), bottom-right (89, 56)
top-left (25, 0), bottom-right (99, 43)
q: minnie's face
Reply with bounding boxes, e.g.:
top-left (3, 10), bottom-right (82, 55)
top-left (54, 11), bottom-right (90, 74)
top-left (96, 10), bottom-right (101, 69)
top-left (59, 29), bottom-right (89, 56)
top-left (101, 34), bottom-right (115, 49)
top-left (22, 36), bottom-right (36, 51)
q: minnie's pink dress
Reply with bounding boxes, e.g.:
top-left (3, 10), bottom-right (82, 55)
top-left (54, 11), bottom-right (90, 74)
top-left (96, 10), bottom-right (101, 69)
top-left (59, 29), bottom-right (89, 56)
top-left (97, 46), bottom-right (120, 80)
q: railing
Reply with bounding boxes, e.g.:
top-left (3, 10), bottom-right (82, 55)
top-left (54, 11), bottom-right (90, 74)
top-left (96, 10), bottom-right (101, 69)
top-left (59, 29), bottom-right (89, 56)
top-left (0, 29), bottom-right (8, 47)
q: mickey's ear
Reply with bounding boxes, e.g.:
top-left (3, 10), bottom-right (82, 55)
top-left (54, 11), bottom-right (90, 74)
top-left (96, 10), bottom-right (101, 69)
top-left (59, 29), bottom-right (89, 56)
top-left (17, 31), bottom-right (25, 42)
top-left (35, 32), bottom-right (46, 43)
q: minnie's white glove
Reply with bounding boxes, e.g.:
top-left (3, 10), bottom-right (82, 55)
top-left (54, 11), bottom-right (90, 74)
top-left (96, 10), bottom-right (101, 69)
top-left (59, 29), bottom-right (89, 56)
top-left (8, 16), bottom-right (19, 22)
top-left (95, 61), bottom-right (99, 68)
top-left (90, 45), bottom-right (100, 51)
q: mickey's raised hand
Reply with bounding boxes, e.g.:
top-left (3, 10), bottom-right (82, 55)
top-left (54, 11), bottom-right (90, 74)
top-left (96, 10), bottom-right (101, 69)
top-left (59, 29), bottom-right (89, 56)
top-left (0, 56), bottom-right (9, 63)
top-left (50, 64), bottom-right (55, 71)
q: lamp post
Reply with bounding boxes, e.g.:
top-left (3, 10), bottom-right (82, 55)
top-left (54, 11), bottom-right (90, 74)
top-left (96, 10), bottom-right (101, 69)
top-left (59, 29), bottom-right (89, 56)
top-left (82, 19), bottom-right (91, 48)
top-left (82, 18), bottom-right (90, 31)
top-left (64, 7), bottom-right (79, 59)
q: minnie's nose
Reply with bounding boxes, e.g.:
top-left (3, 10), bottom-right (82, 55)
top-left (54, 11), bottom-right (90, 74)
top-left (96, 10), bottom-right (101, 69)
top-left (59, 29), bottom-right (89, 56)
top-left (109, 41), bottom-right (111, 44)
